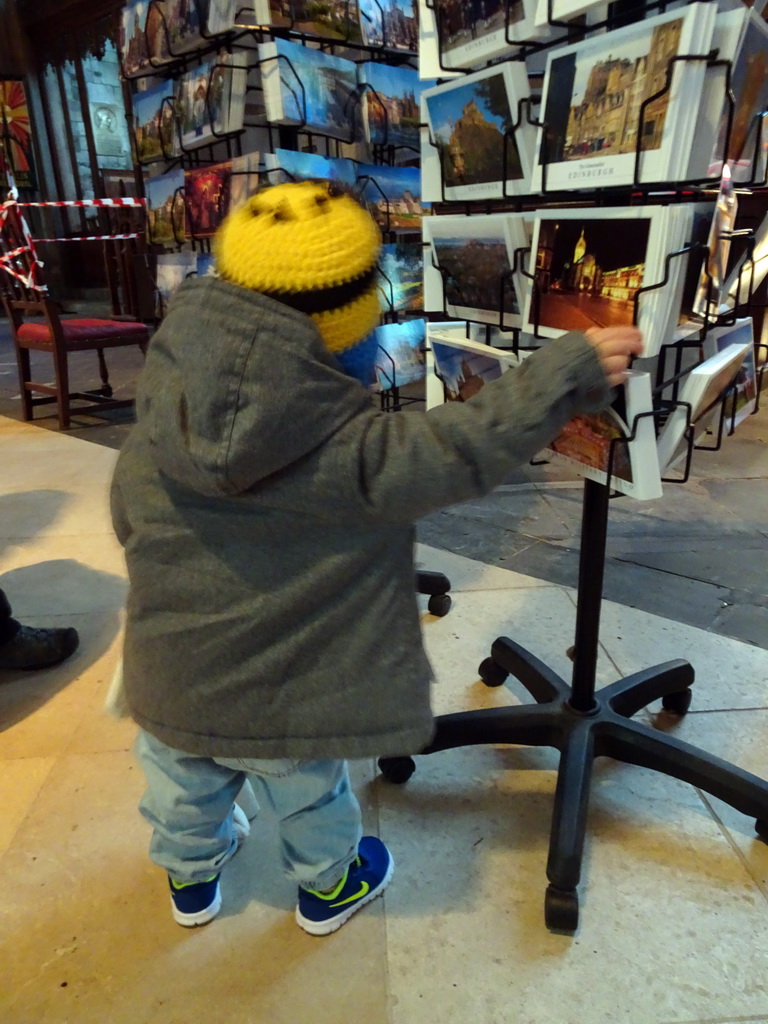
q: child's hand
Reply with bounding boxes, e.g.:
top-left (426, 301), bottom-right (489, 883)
top-left (584, 326), bottom-right (644, 387)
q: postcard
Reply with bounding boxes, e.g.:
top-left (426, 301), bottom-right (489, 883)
top-left (535, 4), bottom-right (716, 190)
top-left (263, 149), bottom-right (357, 186)
top-left (423, 62), bottom-right (533, 200)
top-left (184, 160), bottom-right (232, 239)
top-left (715, 11), bottom-right (768, 176)
top-left (229, 150), bottom-right (261, 211)
top-left (547, 370), bottom-right (662, 500)
top-left (525, 207), bottom-right (664, 346)
top-left (176, 50), bottom-right (246, 149)
top-left (358, 62), bottom-right (422, 152)
top-left (417, 0), bottom-right (461, 80)
top-left (373, 319), bottom-right (427, 390)
top-left (377, 242), bottom-right (423, 313)
top-left (259, 38), bottom-right (360, 142)
top-left (692, 166), bottom-right (738, 319)
top-left (206, 0), bottom-right (240, 34)
top-left (120, 0), bottom-right (177, 77)
top-left (359, 0), bottom-right (418, 50)
top-left (428, 329), bottom-right (518, 403)
top-left (196, 251), bottom-right (216, 277)
top-left (703, 319), bottom-right (757, 433)
top-left (724, 210), bottom-right (768, 306)
top-left (434, 0), bottom-right (538, 69)
top-left (424, 213), bottom-right (528, 327)
top-left (163, 0), bottom-right (212, 56)
top-left (156, 251), bottom-right (196, 315)
top-left (254, 0), bottom-right (363, 42)
top-left (145, 168), bottom-right (186, 247)
top-left (657, 339), bottom-right (753, 472)
top-left (132, 80), bottom-right (176, 163)
top-left (356, 163), bottom-right (429, 233)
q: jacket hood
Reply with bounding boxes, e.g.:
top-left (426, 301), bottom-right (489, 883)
top-left (134, 276), bottom-right (370, 496)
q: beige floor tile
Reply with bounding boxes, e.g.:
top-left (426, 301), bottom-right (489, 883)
top-left (0, 484), bottom-right (115, 539)
top-left (377, 740), bottom-right (768, 1024)
top-left (415, 542), bottom-right (556, 593)
top-left (422, 587), bottom-right (620, 718)
top-left (0, 755), bottom-right (55, 856)
top-left (1, 433), bottom-right (118, 490)
top-left (1, 751), bottom-right (390, 1024)
top-left (647, 706), bottom-right (768, 893)
top-left (0, 612), bottom-right (124, 759)
top-left (0, 541), bottom-right (127, 616)
top-left (596, 600), bottom-right (768, 711)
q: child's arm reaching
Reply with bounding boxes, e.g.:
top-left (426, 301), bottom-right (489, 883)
top-left (316, 326), bottom-right (642, 525)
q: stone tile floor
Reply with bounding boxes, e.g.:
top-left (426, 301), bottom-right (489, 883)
top-left (2, 411), bottom-right (768, 1023)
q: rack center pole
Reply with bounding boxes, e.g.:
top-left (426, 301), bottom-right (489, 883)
top-left (569, 477), bottom-right (611, 711)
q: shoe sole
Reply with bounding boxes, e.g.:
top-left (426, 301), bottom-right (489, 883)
top-left (295, 852), bottom-right (395, 937)
top-left (171, 882), bottom-right (222, 927)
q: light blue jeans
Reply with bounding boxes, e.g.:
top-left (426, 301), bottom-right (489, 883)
top-left (135, 729), bottom-right (363, 891)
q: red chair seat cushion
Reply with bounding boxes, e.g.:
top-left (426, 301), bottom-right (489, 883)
top-left (17, 318), bottom-right (149, 344)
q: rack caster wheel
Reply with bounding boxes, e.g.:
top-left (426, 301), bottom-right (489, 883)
top-left (378, 756), bottom-right (415, 784)
top-left (544, 884), bottom-right (579, 932)
top-left (428, 593), bottom-right (451, 617)
top-left (479, 657), bottom-right (508, 687)
top-left (662, 688), bottom-right (692, 715)
top-left (755, 819), bottom-right (768, 842)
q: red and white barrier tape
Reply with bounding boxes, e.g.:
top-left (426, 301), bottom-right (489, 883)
top-left (34, 233), bottom-right (143, 242)
top-left (0, 198), bottom-right (47, 291)
top-left (1, 195), bottom-right (146, 290)
top-left (11, 198), bottom-right (146, 208)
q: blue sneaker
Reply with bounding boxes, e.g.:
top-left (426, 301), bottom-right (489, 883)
top-left (169, 874), bottom-right (221, 927)
top-left (295, 836), bottom-right (394, 936)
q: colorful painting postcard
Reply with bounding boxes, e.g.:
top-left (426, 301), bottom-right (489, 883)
top-left (145, 167), bottom-right (186, 247)
top-left (359, 62), bottom-right (422, 152)
top-left (184, 160), bottom-right (232, 238)
top-left (155, 251), bottom-right (196, 316)
top-left (259, 38), bottom-right (360, 141)
top-left (176, 50), bottom-right (246, 149)
top-left (120, 0), bottom-right (172, 77)
top-left (356, 163), bottom-right (429, 232)
top-left (373, 319), bottom-right (427, 389)
top-left (423, 62), bottom-right (533, 200)
top-left (377, 242), bottom-right (423, 312)
top-left (254, 0), bottom-right (363, 42)
top-left (229, 150), bottom-right (261, 211)
top-left (359, 0), bottom-right (418, 50)
top-left (429, 329), bottom-right (518, 402)
top-left (132, 80), bottom-right (176, 164)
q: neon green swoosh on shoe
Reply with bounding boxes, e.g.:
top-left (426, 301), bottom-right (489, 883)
top-left (330, 881), bottom-right (369, 907)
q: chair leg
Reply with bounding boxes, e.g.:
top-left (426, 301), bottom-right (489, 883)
top-left (15, 346), bottom-right (33, 421)
top-left (52, 347), bottom-right (71, 430)
top-left (96, 348), bottom-right (113, 396)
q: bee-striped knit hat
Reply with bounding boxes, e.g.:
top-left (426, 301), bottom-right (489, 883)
top-left (214, 179), bottom-right (382, 370)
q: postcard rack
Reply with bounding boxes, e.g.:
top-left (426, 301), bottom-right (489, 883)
top-left (380, 348), bottom-right (768, 932)
top-left (379, 1), bottom-right (768, 933)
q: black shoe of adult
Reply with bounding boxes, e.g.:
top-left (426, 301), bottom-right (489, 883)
top-left (0, 626), bottom-right (80, 671)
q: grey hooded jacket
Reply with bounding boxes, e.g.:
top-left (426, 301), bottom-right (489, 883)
top-left (110, 276), bottom-right (612, 760)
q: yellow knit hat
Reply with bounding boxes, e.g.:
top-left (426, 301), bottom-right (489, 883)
top-left (214, 179), bottom-right (382, 354)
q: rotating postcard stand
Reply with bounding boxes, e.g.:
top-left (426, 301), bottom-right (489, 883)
top-left (380, 255), bottom-right (768, 934)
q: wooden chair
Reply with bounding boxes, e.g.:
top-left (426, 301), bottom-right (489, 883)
top-left (0, 202), bottom-right (150, 430)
